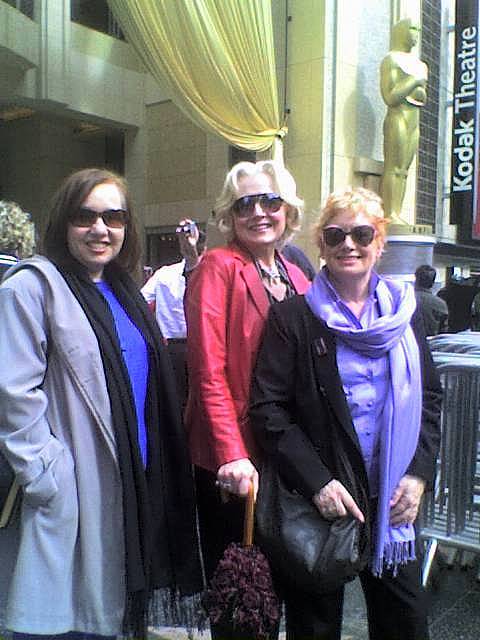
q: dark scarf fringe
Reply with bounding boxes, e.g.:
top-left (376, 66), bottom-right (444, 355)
top-left (55, 259), bottom-right (203, 638)
top-left (123, 589), bottom-right (149, 640)
top-left (149, 588), bottom-right (203, 639)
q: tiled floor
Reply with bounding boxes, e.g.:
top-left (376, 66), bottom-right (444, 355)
top-left (342, 552), bottom-right (480, 640)
top-left (428, 559), bottom-right (480, 640)
top-left (151, 553), bottom-right (480, 639)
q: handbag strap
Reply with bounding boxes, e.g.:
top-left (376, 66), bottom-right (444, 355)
top-left (243, 482), bottom-right (255, 547)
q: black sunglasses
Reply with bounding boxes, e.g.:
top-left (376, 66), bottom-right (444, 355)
top-left (232, 193), bottom-right (284, 218)
top-left (323, 225), bottom-right (376, 247)
top-left (70, 207), bottom-right (128, 229)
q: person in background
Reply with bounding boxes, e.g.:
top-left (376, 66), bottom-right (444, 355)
top-left (281, 242), bottom-right (316, 281)
top-left (250, 187), bottom-right (441, 640)
top-left (142, 265), bottom-right (153, 284)
top-left (470, 290), bottom-right (480, 331)
top-left (437, 276), bottom-right (480, 333)
top-left (185, 160), bottom-right (310, 639)
top-left (414, 264), bottom-right (449, 336)
top-left (141, 220), bottom-right (206, 404)
top-left (0, 201), bottom-right (35, 277)
top-left (0, 168), bottom-right (202, 640)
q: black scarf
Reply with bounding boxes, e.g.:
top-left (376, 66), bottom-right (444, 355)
top-left (55, 259), bottom-right (202, 637)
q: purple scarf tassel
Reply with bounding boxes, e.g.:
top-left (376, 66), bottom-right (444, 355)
top-left (375, 539), bottom-right (417, 577)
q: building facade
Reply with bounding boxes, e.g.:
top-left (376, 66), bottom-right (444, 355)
top-left (0, 0), bottom-right (471, 283)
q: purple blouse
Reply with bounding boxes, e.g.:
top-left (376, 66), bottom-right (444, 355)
top-left (322, 273), bottom-right (389, 496)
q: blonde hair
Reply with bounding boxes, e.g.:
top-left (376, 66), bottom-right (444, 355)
top-left (0, 200), bottom-right (35, 258)
top-left (313, 187), bottom-right (388, 249)
top-left (215, 160), bottom-right (303, 247)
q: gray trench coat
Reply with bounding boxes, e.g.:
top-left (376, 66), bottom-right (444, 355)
top-left (0, 256), bottom-right (125, 634)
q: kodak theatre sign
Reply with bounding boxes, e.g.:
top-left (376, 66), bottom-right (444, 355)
top-left (450, 0), bottom-right (480, 240)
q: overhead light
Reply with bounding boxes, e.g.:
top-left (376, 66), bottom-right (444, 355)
top-left (0, 106), bottom-right (35, 122)
top-left (73, 122), bottom-right (104, 138)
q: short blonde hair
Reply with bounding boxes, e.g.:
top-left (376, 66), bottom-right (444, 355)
top-left (313, 187), bottom-right (388, 250)
top-left (215, 160), bottom-right (303, 247)
top-left (0, 200), bottom-right (35, 258)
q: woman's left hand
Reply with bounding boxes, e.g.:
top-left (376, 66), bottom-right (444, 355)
top-left (389, 474), bottom-right (426, 526)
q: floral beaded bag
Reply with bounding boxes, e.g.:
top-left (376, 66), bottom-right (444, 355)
top-left (201, 483), bottom-right (281, 640)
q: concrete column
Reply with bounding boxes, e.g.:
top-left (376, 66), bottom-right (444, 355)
top-left (124, 124), bottom-right (148, 254)
top-left (377, 233), bottom-right (436, 279)
top-left (36, 0), bottom-right (70, 105)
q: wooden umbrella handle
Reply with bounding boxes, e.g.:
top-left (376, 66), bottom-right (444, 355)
top-left (243, 481), bottom-right (255, 547)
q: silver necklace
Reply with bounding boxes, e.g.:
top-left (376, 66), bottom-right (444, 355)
top-left (259, 262), bottom-right (282, 285)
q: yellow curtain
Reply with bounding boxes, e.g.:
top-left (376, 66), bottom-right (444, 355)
top-left (107, 0), bottom-right (286, 158)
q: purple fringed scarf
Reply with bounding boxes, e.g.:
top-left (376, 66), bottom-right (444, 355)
top-left (305, 269), bottom-right (422, 576)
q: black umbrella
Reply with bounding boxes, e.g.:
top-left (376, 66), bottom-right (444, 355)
top-left (201, 484), bottom-right (281, 639)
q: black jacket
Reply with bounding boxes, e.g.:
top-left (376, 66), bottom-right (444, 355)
top-left (250, 295), bottom-right (442, 508)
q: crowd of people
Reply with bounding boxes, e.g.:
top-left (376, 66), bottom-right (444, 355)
top-left (0, 162), bottom-right (445, 640)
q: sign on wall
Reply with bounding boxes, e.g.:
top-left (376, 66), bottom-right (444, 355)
top-left (450, 0), bottom-right (480, 241)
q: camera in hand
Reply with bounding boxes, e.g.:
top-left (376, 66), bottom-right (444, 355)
top-left (176, 221), bottom-right (196, 234)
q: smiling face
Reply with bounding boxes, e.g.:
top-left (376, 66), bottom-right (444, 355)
top-left (66, 182), bottom-right (126, 281)
top-left (232, 172), bottom-right (287, 256)
top-left (320, 209), bottom-right (384, 289)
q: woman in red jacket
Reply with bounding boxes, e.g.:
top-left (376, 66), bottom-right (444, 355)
top-left (185, 160), bottom-right (310, 638)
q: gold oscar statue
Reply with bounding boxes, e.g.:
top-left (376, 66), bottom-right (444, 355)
top-left (380, 18), bottom-right (428, 227)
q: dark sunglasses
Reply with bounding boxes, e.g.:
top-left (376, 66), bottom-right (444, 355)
top-left (232, 193), bottom-right (284, 218)
top-left (323, 225), bottom-right (376, 247)
top-left (70, 207), bottom-right (128, 229)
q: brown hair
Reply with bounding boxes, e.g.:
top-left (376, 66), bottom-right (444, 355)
top-left (42, 168), bottom-right (141, 274)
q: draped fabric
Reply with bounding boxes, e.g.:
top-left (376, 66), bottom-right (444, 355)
top-left (107, 0), bottom-right (286, 159)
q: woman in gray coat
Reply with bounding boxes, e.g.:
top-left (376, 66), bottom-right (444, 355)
top-left (0, 169), bottom-right (202, 639)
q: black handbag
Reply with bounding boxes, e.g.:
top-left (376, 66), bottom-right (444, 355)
top-left (255, 434), bottom-right (371, 595)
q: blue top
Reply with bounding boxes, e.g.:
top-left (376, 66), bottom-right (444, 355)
top-left (321, 274), bottom-right (389, 497)
top-left (96, 280), bottom-right (149, 466)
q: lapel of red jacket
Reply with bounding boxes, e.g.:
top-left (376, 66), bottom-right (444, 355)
top-left (241, 262), bottom-right (270, 320)
top-left (279, 253), bottom-right (311, 294)
top-left (230, 242), bottom-right (310, 319)
top-left (227, 242), bottom-right (268, 320)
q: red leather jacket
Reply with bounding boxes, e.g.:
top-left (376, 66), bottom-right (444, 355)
top-left (185, 243), bottom-right (310, 472)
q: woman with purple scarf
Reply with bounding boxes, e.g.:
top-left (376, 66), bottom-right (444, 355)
top-left (250, 187), bottom-right (442, 640)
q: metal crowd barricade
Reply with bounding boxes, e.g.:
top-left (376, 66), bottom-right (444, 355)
top-left (420, 351), bottom-right (480, 586)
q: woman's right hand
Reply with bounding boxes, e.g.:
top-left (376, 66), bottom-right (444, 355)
top-left (216, 458), bottom-right (258, 497)
top-left (312, 479), bottom-right (365, 522)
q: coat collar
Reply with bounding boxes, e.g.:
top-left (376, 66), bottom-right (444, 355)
top-left (7, 256), bottom-right (118, 458)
